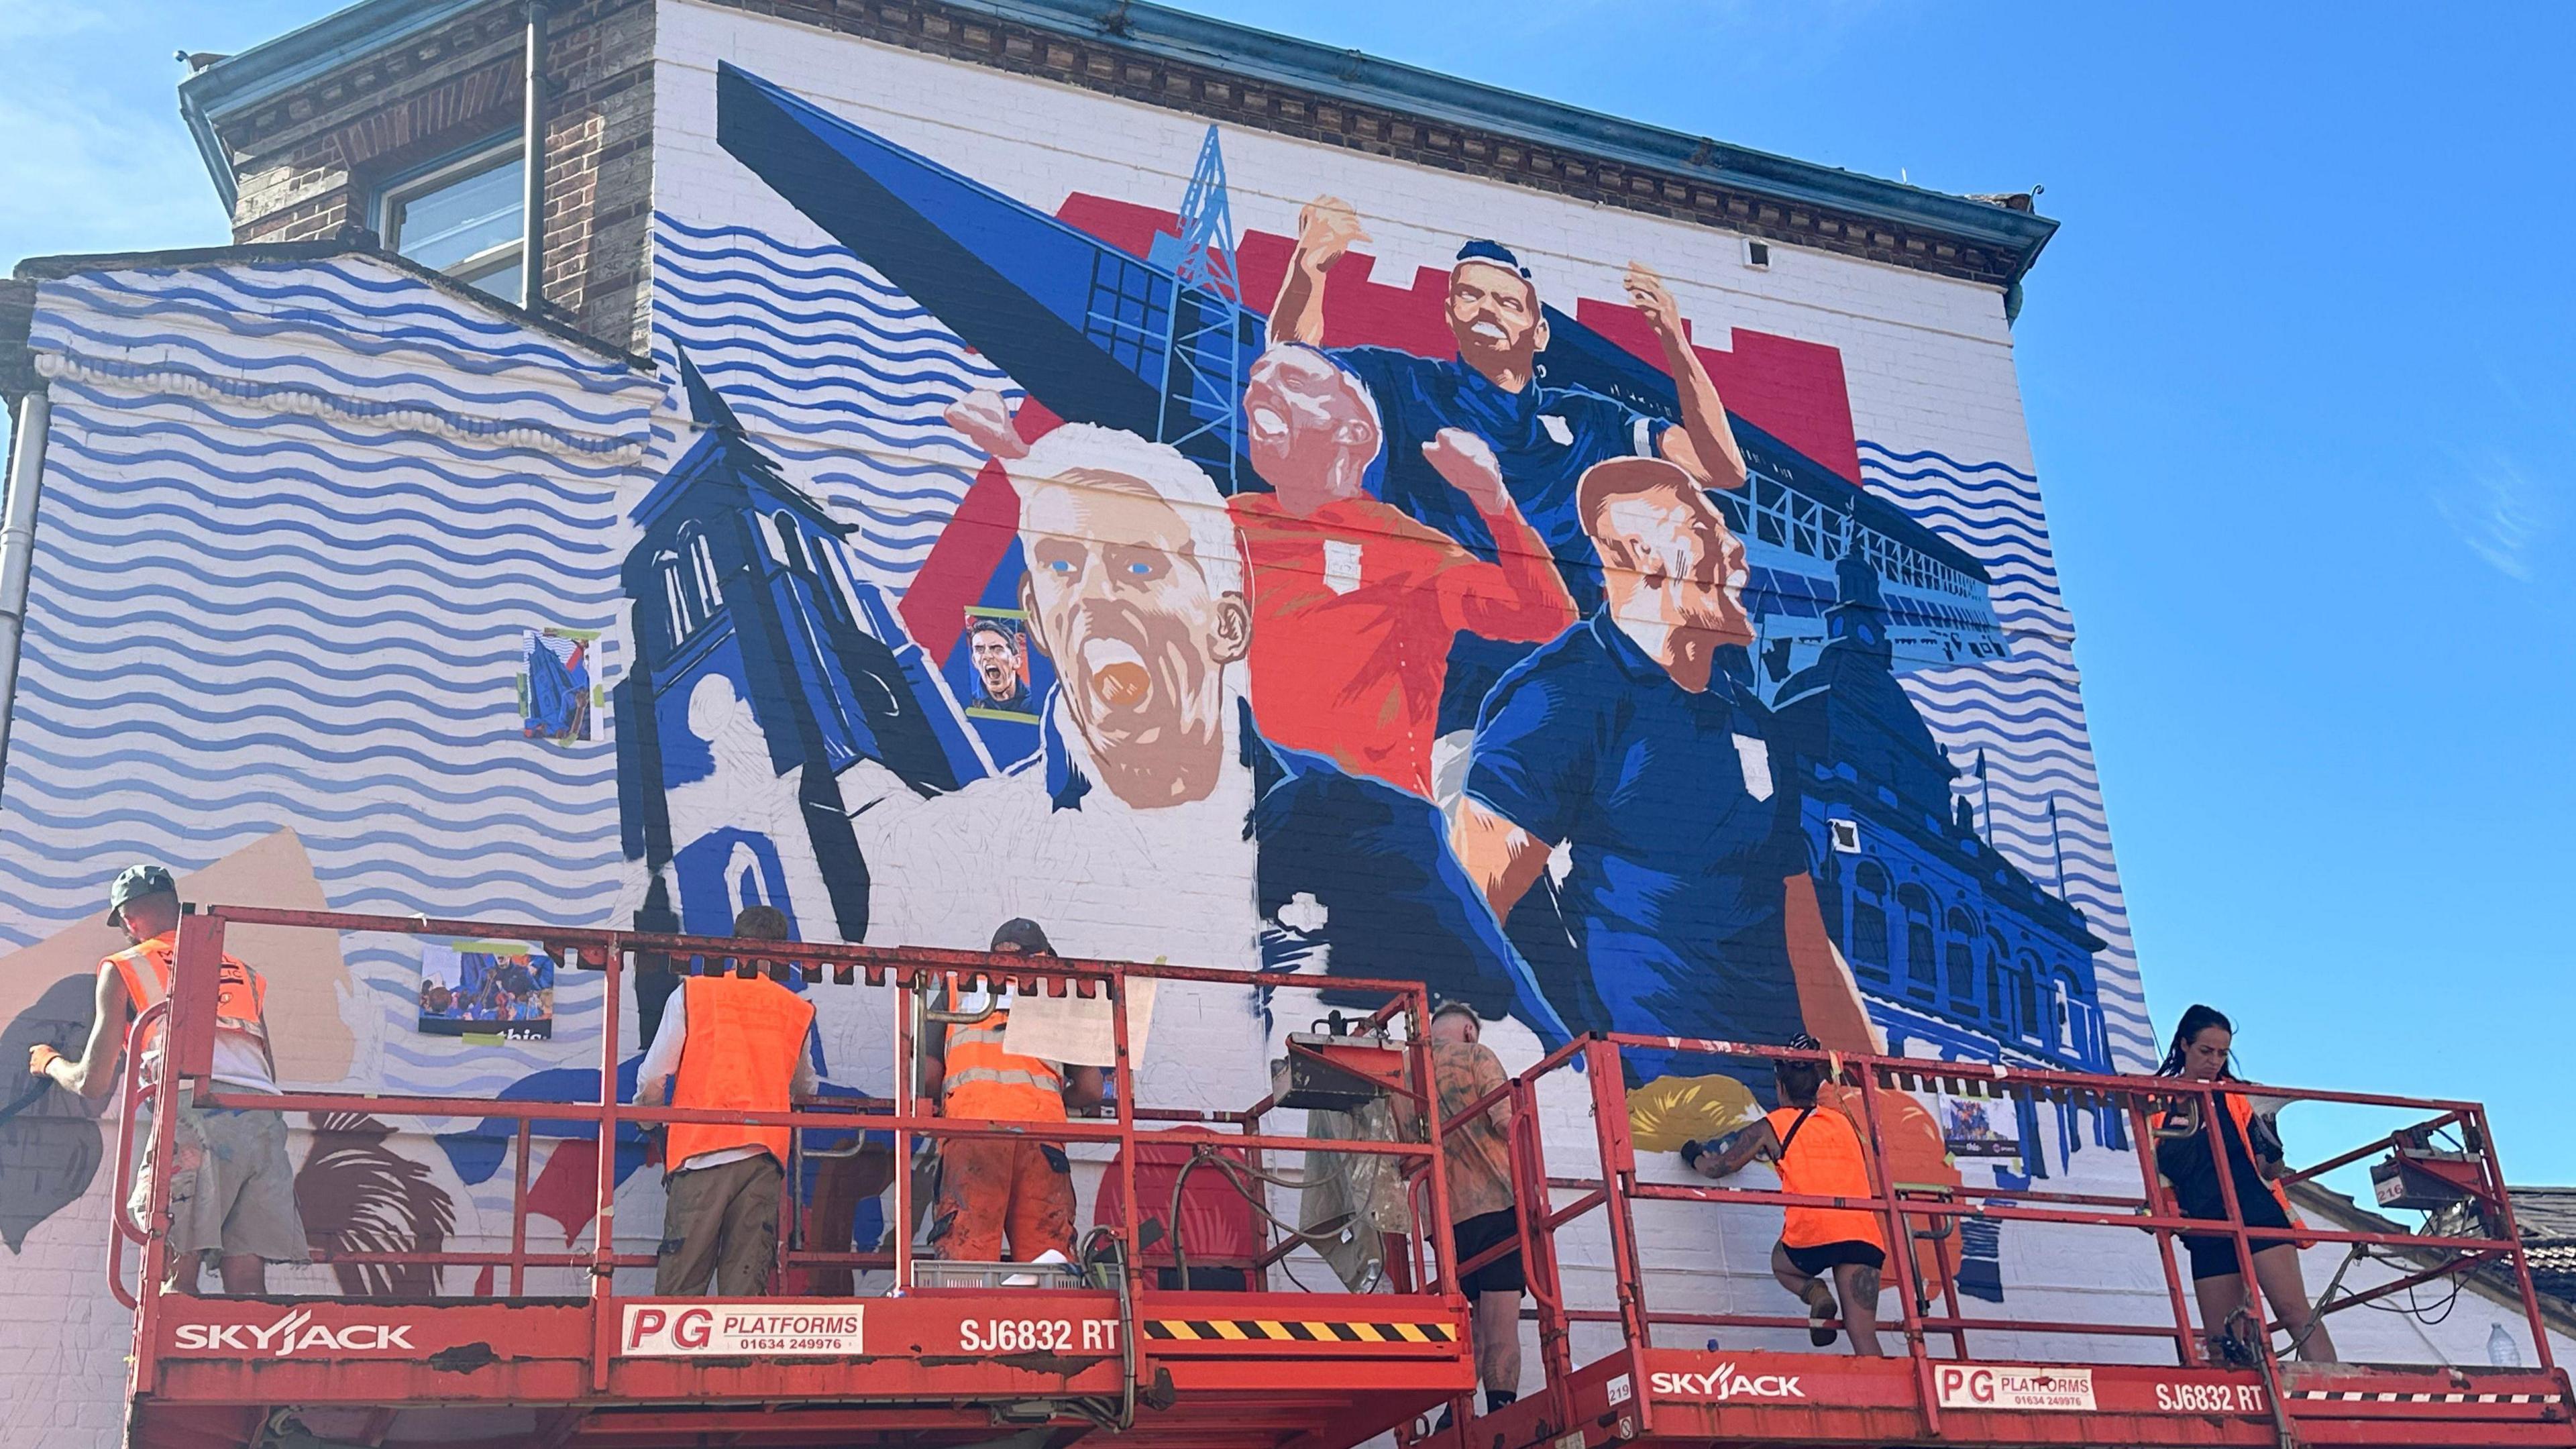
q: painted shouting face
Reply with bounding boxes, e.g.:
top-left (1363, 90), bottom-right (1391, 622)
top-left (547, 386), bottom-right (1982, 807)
top-left (1447, 260), bottom-right (1546, 386)
top-left (1243, 345), bottom-right (1381, 516)
top-left (969, 624), bottom-right (1019, 699)
top-left (1018, 468), bottom-right (1250, 806)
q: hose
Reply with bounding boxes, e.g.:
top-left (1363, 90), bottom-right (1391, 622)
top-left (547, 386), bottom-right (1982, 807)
top-left (1165, 1144), bottom-right (1356, 1294)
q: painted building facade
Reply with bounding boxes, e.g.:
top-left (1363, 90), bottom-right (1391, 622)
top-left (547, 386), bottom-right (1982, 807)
top-left (1, 2), bottom-right (2553, 1442)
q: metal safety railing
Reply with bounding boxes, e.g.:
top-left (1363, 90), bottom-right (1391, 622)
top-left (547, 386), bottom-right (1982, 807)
top-left (111, 903), bottom-right (1465, 1401)
top-left (1438, 1031), bottom-right (2563, 1445)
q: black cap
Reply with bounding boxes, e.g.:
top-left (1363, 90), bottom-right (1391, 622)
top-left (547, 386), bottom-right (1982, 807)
top-left (989, 918), bottom-right (1055, 955)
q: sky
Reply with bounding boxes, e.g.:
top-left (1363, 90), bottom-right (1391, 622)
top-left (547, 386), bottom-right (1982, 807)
top-left (3, 3), bottom-right (2572, 1187)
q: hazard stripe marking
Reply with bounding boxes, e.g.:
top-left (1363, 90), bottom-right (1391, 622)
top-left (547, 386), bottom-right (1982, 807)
top-left (2298, 1382), bottom-right (2555, 1392)
top-left (1140, 1319), bottom-right (1458, 1343)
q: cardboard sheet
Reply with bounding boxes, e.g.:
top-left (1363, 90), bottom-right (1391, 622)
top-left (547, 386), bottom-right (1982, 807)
top-left (1000, 976), bottom-right (1157, 1068)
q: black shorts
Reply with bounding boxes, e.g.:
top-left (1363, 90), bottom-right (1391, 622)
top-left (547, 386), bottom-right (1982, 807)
top-left (2182, 1233), bottom-right (2296, 1281)
top-left (1783, 1239), bottom-right (1886, 1279)
top-left (1452, 1209), bottom-right (1525, 1299)
top-left (2180, 1191), bottom-right (2295, 1281)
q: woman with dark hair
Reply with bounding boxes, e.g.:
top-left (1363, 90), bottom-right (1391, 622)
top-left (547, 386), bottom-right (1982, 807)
top-left (2153, 1004), bottom-right (2337, 1363)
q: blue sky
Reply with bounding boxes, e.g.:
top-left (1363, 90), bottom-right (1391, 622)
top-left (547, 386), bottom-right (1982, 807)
top-left (6, 3), bottom-right (2571, 1186)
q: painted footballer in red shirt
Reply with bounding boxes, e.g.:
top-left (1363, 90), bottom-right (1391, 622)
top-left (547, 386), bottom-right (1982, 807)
top-left (1231, 344), bottom-right (1575, 796)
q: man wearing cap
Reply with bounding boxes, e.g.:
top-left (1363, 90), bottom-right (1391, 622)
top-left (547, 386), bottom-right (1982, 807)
top-left (1679, 1036), bottom-right (1887, 1356)
top-left (1421, 1000), bottom-right (1523, 1420)
top-left (1271, 199), bottom-right (1747, 619)
top-left (922, 919), bottom-right (1104, 1269)
top-left (27, 865), bottom-right (307, 1293)
top-left (633, 903), bottom-right (821, 1295)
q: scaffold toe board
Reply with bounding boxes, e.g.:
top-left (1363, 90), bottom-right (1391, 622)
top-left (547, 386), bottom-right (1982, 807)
top-left (1417, 1350), bottom-right (2576, 1449)
top-left (126, 1289), bottom-right (1474, 1449)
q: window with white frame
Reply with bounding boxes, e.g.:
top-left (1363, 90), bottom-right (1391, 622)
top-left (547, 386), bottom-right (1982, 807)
top-left (379, 144), bottom-right (525, 300)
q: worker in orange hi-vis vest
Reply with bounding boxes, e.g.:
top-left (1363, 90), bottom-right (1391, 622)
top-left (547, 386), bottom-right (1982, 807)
top-left (1679, 1034), bottom-right (1888, 1356)
top-left (635, 904), bottom-right (820, 1295)
top-left (924, 919), bottom-right (1105, 1273)
top-left (26, 865), bottom-right (309, 1294)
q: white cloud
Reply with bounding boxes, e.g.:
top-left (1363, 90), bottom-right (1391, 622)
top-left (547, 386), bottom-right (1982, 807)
top-left (2435, 455), bottom-right (2559, 582)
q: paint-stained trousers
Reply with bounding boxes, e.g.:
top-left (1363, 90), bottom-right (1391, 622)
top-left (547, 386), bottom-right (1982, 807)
top-left (932, 1138), bottom-right (1075, 1263)
top-left (655, 1154), bottom-right (782, 1295)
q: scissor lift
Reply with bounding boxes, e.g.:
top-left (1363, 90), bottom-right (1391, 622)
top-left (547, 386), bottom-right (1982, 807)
top-left (1421, 1034), bottom-right (2576, 1449)
top-left (112, 906), bottom-right (1474, 1449)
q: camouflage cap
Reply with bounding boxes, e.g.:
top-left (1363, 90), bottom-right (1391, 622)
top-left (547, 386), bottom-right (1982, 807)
top-left (105, 863), bottom-right (178, 926)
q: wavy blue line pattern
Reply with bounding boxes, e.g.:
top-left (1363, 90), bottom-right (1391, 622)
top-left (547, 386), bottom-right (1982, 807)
top-left (64, 260), bottom-right (636, 375)
top-left (44, 374), bottom-right (639, 482)
top-left (0, 266), bottom-right (656, 1103)
top-left (651, 215), bottom-right (1020, 592)
top-left (1859, 438), bottom-right (2151, 1066)
top-left (53, 273), bottom-right (641, 392)
top-left (33, 313), bottom-right (650, 441)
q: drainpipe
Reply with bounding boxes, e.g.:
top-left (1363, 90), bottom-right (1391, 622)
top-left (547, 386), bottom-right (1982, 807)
top-left (0, 385), bottom-right (54, 785)
top-left (521, 0), bottom-right (549, 312)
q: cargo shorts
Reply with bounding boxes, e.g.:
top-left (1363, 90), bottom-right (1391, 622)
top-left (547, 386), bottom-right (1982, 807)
top-left (132, 1088), bottom-right (309, 1265)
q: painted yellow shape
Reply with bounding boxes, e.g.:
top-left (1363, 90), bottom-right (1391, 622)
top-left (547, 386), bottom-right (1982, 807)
top-left (1626, 1072), bottom-right (1764, 1152)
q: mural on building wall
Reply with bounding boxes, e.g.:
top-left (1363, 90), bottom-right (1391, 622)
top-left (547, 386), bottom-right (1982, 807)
top-left (612, 60), bottom-right (2123, 1181)
top-left (0, 55), bottom-right (2148, 1393)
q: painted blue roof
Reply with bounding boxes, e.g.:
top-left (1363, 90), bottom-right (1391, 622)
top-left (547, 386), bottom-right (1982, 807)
top-left (178, 0), bottom-right (2055, 278)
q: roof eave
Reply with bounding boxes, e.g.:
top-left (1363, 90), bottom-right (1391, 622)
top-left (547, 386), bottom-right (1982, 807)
top-left (176, 83), bottom-right (239, 214)
top-left (959, 0), bottom-right (2060, 274)
top-left (177, 0), bottom-right (2056, 284)
top-left (174, 0), bottom-right (500, 215)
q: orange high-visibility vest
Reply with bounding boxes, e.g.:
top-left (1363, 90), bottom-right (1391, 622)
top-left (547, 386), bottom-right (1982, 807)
top-left (941, 979), bottom-right (1064, 1124)
top-left (1768, 1104), bottom-right (1886, 1251)
top-left (668, 973), bottom-right (815, 1171)
top-left (111, 932), bottom-right (271, 1077)
top-left (2157, 1091), bottom-right (2300, 1224)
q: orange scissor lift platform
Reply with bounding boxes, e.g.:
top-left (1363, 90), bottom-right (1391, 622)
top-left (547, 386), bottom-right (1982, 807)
top-left (1418, 1034), bottom-right (2576, 1449)
top-left (112, 907), bottom-right (1474, 1449)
